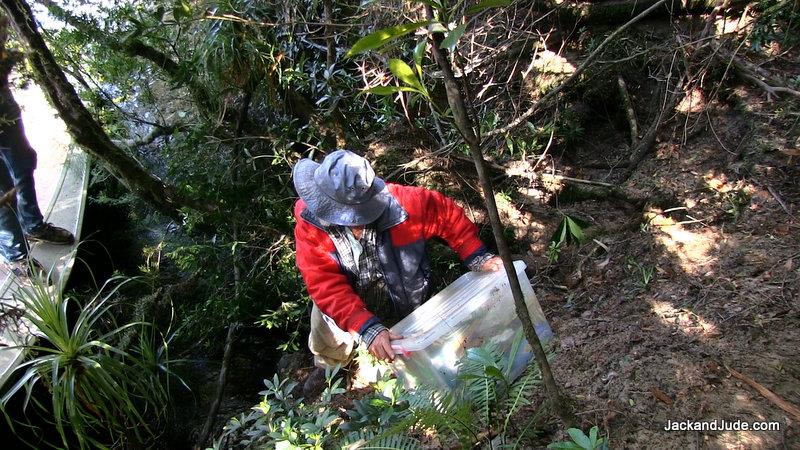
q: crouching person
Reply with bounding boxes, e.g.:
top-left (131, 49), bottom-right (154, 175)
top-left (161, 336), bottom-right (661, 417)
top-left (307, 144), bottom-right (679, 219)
top-left (292, 150), bottom-right (501, 396)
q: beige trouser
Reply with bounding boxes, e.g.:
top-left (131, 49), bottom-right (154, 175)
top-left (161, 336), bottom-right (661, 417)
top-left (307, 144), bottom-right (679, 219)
top-left (308, 304), bottom-right (361, 369)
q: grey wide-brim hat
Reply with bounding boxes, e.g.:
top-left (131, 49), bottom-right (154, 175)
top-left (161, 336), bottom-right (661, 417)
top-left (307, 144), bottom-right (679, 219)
top-left (293, 150), bottom-right (390, 226)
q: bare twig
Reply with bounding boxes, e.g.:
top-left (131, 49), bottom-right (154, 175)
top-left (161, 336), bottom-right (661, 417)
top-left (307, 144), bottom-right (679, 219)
top-left (728, 366), bottom-right (800, 422)
top-left (767, 184), bottom-right (796, 220)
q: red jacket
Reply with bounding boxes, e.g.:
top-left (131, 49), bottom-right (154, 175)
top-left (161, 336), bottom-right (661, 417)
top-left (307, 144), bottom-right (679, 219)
top-left (294, 183), bottom-right (487, 335)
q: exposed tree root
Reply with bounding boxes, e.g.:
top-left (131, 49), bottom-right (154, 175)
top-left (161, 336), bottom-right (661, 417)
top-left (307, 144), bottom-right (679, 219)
top-left (620, 79), bottom-right (684, 181)
top-left (717, 48), bottom-right (800, 101)
top-left (197, 323), bottom-right (240, 449)
top-left (618, 76), bottom-right (639, 147)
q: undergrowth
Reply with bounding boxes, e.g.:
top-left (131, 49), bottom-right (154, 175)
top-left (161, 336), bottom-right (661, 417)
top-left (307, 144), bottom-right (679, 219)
top-left (213, 336), bottom-right (559, 449)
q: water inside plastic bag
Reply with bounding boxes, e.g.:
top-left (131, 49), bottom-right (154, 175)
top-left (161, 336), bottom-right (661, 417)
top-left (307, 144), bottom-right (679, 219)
top-left (390, 260), bottom-right (552, 390)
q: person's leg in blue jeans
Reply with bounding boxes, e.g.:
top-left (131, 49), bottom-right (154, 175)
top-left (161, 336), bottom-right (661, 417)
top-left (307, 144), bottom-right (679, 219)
top-left (0, 152), bottom-right (27, 263)
top-left (0, 118), bottom-right (73, 247)
top-left (0, 120), bottom-right (43, 232)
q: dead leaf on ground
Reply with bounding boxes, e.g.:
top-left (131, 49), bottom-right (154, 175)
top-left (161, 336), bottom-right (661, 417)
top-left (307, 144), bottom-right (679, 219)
top-left (651, 387), bottom-right (674, 406)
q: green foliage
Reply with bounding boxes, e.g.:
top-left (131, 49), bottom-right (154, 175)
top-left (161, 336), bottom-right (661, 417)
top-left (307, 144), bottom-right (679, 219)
top-left (750, 0), bottom-right (800, 51)
top-left (722, 189), bottom-right (751, 220)
top-left (340, 377), bottom-right (411, 433)
top-left (547, 241), bottom-right (563, 264)
top-left (549, 215), bottom-right (588, 262)
top-left (467, 0), bottom-right (513, 15)
top-left (212, 368), bottom-right (347, 449)
top-left (500, 122), bottom-right (554, 159)
top-left (257, 300), bottom-right (307, 352)
top-left (548, 426), bottom-right (608, 450)
top-left (0, 274), bottom-right (176, 449)
top-left (215, 338), bottom-right (544, 449)
top-left (626, 257), bottom-right (655, 290)
top-left (400, 336), bottom-right (544, 448)
top-left (556, 109), bottom-right (585, 147)
top-left (346, 21), bottom-right (432, 58)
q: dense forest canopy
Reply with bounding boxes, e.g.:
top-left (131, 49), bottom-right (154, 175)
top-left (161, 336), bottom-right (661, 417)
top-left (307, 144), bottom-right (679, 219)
top-left (0, 0), bottom-right (797, 448)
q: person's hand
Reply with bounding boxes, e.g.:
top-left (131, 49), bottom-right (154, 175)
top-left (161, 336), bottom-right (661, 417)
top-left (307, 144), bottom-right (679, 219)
top-left (479, 255), bottom-right (503, 272)
top-left (368, 330), bottom-right (402, 362)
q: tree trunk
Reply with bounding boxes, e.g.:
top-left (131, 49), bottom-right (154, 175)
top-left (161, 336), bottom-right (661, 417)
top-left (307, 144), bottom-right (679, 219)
top-left (425, 4), bottom-right (575, 427)
top-left (2, 0), bottom-right (205, 221)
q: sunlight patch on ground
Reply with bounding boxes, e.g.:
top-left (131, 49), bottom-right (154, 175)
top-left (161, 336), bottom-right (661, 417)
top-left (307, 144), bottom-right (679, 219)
top-left (676, 87), bottom-right (706, 114)
top-left (715, 14), bottom-right (752, 36)
top-left (649, 300), bottom-right (720, 339)
top-left (703, 171), bottom-right (753, 195)
top-left (531, 50), bottom-right (575, 75)
top-left (649, 215), bottom-right (719, 275)
top-left (494, 191), bottom-right (546, 241)
top-left (715, 430), bottom-right (769, 450)
top-left (367, 141), bottom-right (389, 158)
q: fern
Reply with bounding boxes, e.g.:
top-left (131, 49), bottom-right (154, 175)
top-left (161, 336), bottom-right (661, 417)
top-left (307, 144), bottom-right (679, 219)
top-left (458, 343), bottom-right (504, 427)
top-left (503, 363), bottom-right (542, 433)
top-left (341, 429), bottom-right (422, 450)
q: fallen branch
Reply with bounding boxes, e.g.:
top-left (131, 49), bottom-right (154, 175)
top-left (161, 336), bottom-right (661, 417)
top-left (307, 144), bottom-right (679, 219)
top-left (617, 76), bottom-right (638, 147)
top-left (620, 76), bottom-right (684, 180)
top-left (197, 322), bottom-right (240, 449)
top-left (766, 184), bottom-right (796, 221)
top-left (717, 48), bottom-right (800, 100)
top-left (728, 366), bottom-right (800, 422)
top-left (486, 0), bottom-right (669, 138)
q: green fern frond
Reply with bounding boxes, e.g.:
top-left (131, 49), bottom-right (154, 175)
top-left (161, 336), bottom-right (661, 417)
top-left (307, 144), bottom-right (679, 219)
top-left (341, 429), bottom-right (422, 450)
top-left (504, 363), bottom-right (542, 428)
top-left (363, 434), bottom-right (423, 450)
top-left (412, 405), bottom-right (475, 448)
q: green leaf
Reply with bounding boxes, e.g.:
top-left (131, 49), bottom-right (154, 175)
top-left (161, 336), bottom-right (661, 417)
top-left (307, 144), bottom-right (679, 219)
top-left (505, 328), bottom-right (525, 378)
top-left (566, 217), bottom-right (586, 244)
top-left (467, 0), bottom-right (512, 15)
top-left (346, 21), bottom-right (431, 58)
top-left (589, 426), bottom-right (598, 444)
top-left (484, 365), bottom-right (505, 380)
top-left (173, 0), bottom-right (191, 19)
top-left (388, 59), bottom-right (428, 96)
top-left (567, 428), bottom-right (592, 450)
top-left (465, 347), bottom-right (497, 367)
top-left (413, 38), bottom-right (427, 78)
top-left (551, 218), bottom-right (568, 245)
top-left (439, 22), bottom-right (468, 51)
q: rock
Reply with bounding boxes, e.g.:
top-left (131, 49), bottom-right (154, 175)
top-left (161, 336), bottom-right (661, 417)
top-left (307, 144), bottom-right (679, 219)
top-left (277, 352), bottom-right (310, 379)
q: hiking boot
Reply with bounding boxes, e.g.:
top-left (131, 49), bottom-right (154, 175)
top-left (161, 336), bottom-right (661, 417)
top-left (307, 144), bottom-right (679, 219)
top-left (26, 222), bottom-right (74, 245)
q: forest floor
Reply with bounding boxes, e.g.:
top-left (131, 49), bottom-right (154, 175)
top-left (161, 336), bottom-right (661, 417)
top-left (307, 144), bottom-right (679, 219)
top-left (355, 73), bottom-right (800, 448)
top-left (174, 22), bottom-right (800, 450)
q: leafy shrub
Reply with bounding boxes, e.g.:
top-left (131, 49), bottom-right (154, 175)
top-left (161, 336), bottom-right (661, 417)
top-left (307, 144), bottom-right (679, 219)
top-left (214, 336), bottom-right (546, 449)
top-left (750, 0), bottom-right (800, 50)
top-left (0, 274), bottom-right (177, 449)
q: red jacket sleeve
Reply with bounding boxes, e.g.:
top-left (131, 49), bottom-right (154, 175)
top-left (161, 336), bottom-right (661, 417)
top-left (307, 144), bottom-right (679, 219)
top-left (293, 200), bottom-right (375, 334)
top-left (413, 187), bottom-right (487, 263)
